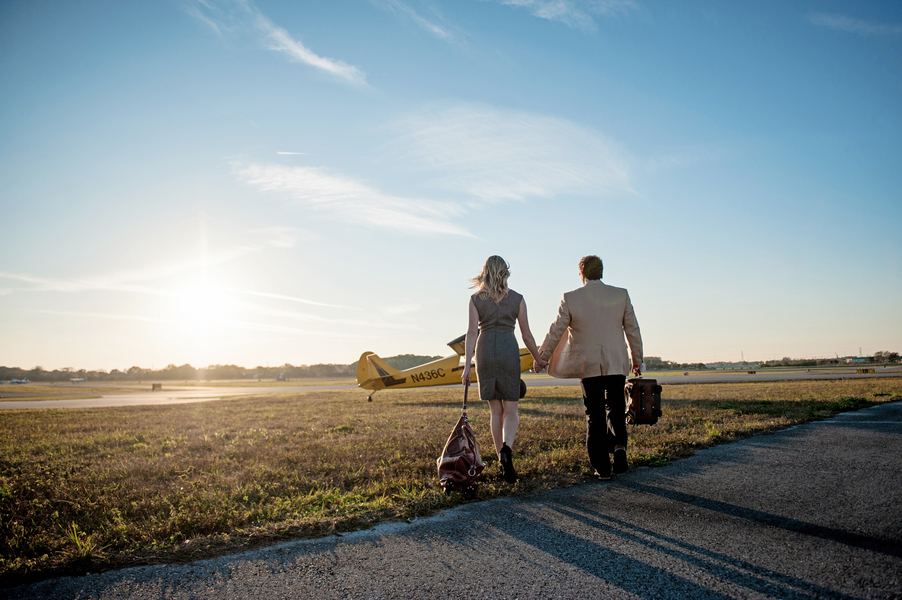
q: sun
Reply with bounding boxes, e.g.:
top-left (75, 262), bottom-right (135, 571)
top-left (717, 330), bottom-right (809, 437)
top-left (175, 280), bottom-right (233, 331)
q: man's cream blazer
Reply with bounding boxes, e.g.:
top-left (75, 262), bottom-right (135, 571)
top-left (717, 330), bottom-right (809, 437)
top-left (538, 280), bottom-right (642, 379)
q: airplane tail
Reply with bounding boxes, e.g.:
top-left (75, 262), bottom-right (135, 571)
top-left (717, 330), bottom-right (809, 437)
top-left (356, 352), bottom-right (400, 386)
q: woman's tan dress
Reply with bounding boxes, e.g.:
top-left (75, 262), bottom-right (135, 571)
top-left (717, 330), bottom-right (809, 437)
top-left (471, 290), bottom-right (522, 402)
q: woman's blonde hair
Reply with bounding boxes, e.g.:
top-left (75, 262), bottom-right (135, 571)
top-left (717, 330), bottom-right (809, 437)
top-left (470, 255), bottom-right (510, 304)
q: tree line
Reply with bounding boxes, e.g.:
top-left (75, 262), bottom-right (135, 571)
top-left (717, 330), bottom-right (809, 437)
top-left (0, 354), bottom-right (444, 383)
top-left (2, 351), bottom-right (898, 383)
top-left (644, 357), bottom-right (709, 371)
top-left (637, 352), bottom-right (901, 371)
top-left (758, 351), bottom-right (900, 368)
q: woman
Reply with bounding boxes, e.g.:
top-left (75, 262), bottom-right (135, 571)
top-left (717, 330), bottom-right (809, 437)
top-left (461, 256), bottom-right (547, 483)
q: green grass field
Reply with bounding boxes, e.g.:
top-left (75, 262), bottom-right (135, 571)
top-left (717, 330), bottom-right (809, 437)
top-left (1, 377), bottom-right (899, 584)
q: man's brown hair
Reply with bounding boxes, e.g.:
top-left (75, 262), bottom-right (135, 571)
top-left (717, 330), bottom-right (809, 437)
top-left (579, 255), bottom-right (603, 280)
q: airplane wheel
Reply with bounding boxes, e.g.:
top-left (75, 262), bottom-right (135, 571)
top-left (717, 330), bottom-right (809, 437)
top-left (519, 379), bottom-right (527, 399)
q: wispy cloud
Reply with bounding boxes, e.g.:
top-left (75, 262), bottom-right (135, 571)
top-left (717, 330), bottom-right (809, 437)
top-left (188, 0), bottom-right (367, 85)
top-left (384, 104), bottom-right (633, 201)
top-left (232, 105), bottom-right (631, 237)
top-left (7, 240), bottom-right (421, 343)
top-left (0, 247), bottom-right (254, 295)
top-left (248, 226), bottom-right (304, 249)
top-left (224, 320), bottom-right (347, 337)
top-left (186, 0), bottom-right (227, 37)
top-left (0, 228), bottom-right (311, 298)
top-left (228, 288), bottom-right (355, 310)
top-left (256, 15), bottom-right (367, 85)
top-left (23, 280), bottom-right (411, 336)
top-left (807, 13), bottom-right (902, 36)
top-left (1, 270), bottom-right (177, 296)
top-left (233, 300), bottom-right (417, 330)
top-left (382, 302), bottom-right (423, 315)
top-left (483, 0), bottom-right (639, 32)
top-left (369, 0), bottom-right (463, 44)
top-left (33, 309), bottom-right (342, 337)
top-left (232, 161), bottom-right (473, 236)
top-left (35, 310), bottom-right (177, 324)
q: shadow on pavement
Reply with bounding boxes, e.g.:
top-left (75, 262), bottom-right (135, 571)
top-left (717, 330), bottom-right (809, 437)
top-left (621, 481), bottom-right (902, 559)
top-left (494, 508), bottom-right (738, 600)
top-left (549, 503), bottom-right (863, 600)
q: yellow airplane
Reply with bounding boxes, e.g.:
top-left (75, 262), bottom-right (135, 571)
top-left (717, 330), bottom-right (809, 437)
top-left (356, 334), bottom-right (533, 402)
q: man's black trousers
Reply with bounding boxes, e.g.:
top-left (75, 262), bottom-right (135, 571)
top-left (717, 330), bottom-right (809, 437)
top-left (579, 374), bottom-right (627, 473)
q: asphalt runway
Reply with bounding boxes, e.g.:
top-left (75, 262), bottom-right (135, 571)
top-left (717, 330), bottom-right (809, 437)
top-left (0, 384), bottom-right (358, 410)
top-left (8, 400), bottom-right (901, 599)
top-left (1, 367), bottom-right (900, 410)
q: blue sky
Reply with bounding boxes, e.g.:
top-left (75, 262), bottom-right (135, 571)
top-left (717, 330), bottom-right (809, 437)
top-left (1, 0), bottom-right (900, 371)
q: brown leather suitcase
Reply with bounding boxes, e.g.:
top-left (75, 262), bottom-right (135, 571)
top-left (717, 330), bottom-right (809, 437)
top-left (625, 377), bottom-right (662, 425)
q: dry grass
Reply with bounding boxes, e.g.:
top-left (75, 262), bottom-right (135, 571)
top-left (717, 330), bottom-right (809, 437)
top-left (1, 377), bottom-right (899, 585)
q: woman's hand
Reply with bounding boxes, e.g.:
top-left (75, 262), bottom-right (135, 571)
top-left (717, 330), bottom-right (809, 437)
top-left (533, 356), bottom-right (548, 373)
top-left (461, 365), bottom-right (471, 386)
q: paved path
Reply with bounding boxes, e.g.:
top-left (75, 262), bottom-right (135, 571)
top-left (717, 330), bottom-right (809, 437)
top-left (8, 402), bottom-right (901, 599)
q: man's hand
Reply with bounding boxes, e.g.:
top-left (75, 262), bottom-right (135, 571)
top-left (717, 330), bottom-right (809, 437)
top-left (631, 364), bottom-right (641, 376)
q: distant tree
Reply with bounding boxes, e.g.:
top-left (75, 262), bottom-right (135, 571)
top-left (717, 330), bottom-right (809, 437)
top-left (202, 364), bottom-right (247, 379)
top-left (159, 364), bottom-right (197, 380)
top-left (644, 356), bottom-right (666, 370)
top-left (871, 351), bottom-right (900, 364)
top-left (384, 355), bottom-right (443, 370)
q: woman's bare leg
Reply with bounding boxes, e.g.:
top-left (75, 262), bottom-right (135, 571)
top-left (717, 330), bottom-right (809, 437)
top-left (488, 399), bottom-right (504, 456)
top-left (502, 400), bottom-right (519, 449)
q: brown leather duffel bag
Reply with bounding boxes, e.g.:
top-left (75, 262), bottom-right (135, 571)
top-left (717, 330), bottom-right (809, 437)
top-left (436, 384), bottom-right (485, 495)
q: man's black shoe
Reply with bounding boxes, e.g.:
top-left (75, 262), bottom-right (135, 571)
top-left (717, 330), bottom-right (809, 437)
top-left (594, 454), bottom-right (612, 480)
top-left (613, 448), bottom-right (628, 474)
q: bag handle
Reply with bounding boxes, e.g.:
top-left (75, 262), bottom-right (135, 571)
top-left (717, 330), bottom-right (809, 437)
top-left (462, 380), bottom-right (471, 417)
top-left (462, 383), bottom-right (476, 476)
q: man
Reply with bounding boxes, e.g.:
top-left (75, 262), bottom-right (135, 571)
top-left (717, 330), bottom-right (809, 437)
top-left (536, 255), bottom-right (642, 479)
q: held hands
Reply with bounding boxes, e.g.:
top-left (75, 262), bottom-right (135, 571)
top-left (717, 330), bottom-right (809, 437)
top-left (533, 356), bottom-right (548, 373)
